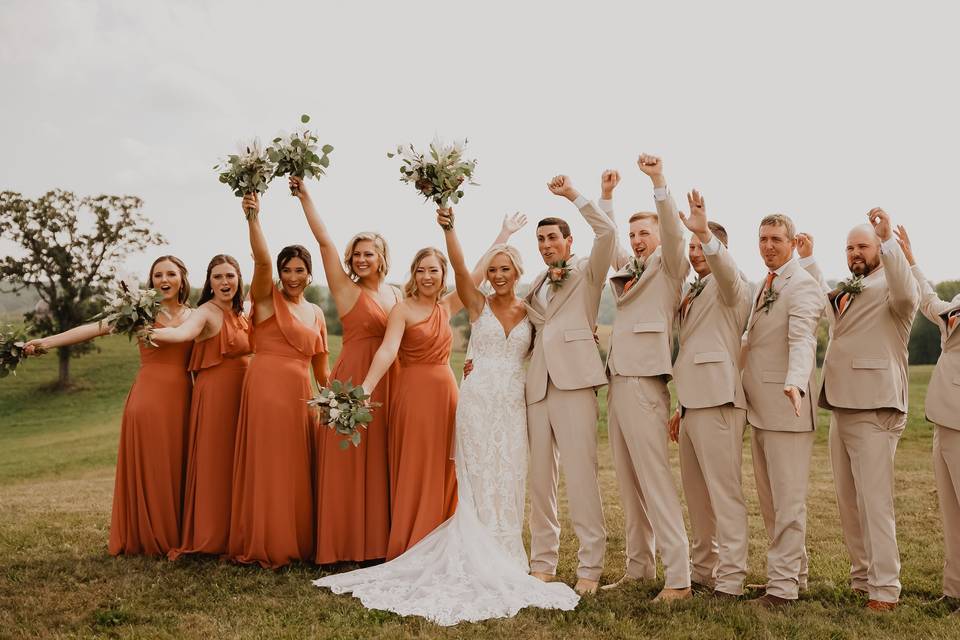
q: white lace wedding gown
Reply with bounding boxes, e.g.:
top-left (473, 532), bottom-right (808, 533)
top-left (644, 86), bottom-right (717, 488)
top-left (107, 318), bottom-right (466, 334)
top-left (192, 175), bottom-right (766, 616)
top-left (313, 302), bottom-right (579, 626)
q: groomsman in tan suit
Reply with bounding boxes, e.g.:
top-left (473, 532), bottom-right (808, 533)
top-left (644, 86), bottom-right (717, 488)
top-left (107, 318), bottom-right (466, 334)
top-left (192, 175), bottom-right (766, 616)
top-left (799, 209), bottom-right (919, 611)
top-left (896, 226), bottom-right (960, 614)
top-left (666, 190), bottom-right (753, 598)
top-left (596, 154), bottom-right (691, 601)
top-left (741, 214), bottom-right (824, 608)
top-left (524, 174), bottom-right (616, 595)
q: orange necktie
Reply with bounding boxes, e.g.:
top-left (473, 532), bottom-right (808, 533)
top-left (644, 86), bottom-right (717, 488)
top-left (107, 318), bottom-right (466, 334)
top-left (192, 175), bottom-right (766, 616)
top-left (623, 277), bottom-right (636, 294)
top-left (836, 292), bottom-right (851, 316)
top-left (757, 272), bottom-right (775, 309)
top-left (679, 291), bottom-right (695, 323)
top-left (949, 309), bottom-right (959, 332)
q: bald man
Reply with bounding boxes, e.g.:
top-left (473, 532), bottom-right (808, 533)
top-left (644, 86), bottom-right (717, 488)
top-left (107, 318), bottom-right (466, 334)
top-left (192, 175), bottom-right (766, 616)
top-left (799, 209), bottom-right (919, 611)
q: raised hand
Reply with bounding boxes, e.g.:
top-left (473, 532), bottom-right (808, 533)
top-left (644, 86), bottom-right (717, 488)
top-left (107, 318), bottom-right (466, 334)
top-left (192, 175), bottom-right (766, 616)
top-left (868, 207), bottom-right (892, 242)
top-left (600, 169), bottom-right (620, 199)
top-left (436, 207), bottom-right (454, 230)
top-left (242, 192), bottom-right (260, 219)
top-left (547, 175), bottom-right (579, 201)
top-left (894, 224), bottom-right (915, 265)
top-left (500, 211), bottom-right (528, 236)
top-left (678, 189), bottom-right (709, 239)
top-left (637, 153), bottom-right (664, 178)
top-left (796, 232), bottom-right (814, 259)
top-left (784, 385), bottom-right (802, 417)
top-left (289, 176), bottom-right (310, 200)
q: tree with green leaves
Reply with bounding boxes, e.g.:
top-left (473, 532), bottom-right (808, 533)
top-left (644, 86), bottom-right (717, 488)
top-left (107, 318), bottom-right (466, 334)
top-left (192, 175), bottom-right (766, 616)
top-left (0, 190), bottom-right (164, 389)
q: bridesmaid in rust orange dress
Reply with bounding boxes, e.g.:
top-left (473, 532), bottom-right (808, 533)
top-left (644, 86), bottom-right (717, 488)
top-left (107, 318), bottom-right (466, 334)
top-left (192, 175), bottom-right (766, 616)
top-left (25, 255), bottom-right (194, 556)
top-left (151, 255), bottom-right (252, 559)
top-left (360, 247), bottom-right (461, 559)
top-left (228, 193), bottom-right (330, 568)
top-left (290, 176), bottom-right (399, 565)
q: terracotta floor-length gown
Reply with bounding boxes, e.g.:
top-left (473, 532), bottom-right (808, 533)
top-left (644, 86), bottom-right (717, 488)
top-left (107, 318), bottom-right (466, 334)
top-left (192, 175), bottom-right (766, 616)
top-left (169, 311), bottom-right (251, 560)
top-left (315, 290), bottom-right (395, 564)
top-left (386, 303), bottom-right (458, 560)
top-left (109, 322), bottom-right (192, 557)
top-left (228, 288), bottom-right (328, 568)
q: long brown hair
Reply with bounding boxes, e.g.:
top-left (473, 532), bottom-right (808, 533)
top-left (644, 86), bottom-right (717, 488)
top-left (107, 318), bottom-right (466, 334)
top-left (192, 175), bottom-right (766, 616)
top-left (403, 247), bottom-right (448, 299)
top-left (198, 254), bottom-right (244, 314)
top-left (146, 255), bottom-right (190, 304)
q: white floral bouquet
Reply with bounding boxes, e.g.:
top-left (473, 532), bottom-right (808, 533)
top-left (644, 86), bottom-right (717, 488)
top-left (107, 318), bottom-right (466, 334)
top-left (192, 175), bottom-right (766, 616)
top-left (388, 138), bottom-right (478, 229)
top-left (215, 139), bottom-right (276, 219)
top-left (90, 281), bottom-right (161, 346)
top-left (307, 379), bottom-right (381, 449)
top-left (268, 114), bottom-right (334, 196)
top-left (0, 325), bottom-right (41, 378)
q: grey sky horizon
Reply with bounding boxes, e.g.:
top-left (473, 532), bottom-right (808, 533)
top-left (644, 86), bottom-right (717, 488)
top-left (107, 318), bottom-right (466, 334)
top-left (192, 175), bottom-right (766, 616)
top-left (2, 1), bottom-right (958, 294)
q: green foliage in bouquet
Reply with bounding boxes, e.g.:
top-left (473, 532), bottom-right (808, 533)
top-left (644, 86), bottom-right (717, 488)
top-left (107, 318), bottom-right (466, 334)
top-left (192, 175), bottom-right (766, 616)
top-left (90, 281), bottom-right (161, 346)
top-left (0, 325), bottom-right (42, 378)
top-left (214, 139), bottom-right (276, 219)
top-left (388, 138), bottom-right (478, 229)
top-left (307, 379), bottom-right (381, 450)
top-left (268, 114), bottom-right (334, 195)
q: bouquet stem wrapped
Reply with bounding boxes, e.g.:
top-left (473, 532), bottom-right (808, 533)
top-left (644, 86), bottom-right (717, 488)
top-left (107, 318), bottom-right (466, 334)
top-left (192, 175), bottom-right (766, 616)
top-left (268, 114), bottom-right (333, 196)
top-left (388, 138), bottom-right (478, 229)
top-left (215, 139), bottom-right (276, 220)
top-left (90, 281), bottom-right (162, 345)
top-left (0, 325), bottom-right (41, 378)
top-left (307, 379), bottom-right (381, 450)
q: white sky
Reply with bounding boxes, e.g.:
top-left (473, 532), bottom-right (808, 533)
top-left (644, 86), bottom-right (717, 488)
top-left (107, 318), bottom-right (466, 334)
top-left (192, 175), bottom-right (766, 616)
top-left (2, 1), bottom-right (958, 289)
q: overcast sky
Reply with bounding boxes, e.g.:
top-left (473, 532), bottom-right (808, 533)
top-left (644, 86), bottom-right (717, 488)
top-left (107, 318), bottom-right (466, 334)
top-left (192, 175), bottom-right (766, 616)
top-left (2, 1), bottom-right (958, 290)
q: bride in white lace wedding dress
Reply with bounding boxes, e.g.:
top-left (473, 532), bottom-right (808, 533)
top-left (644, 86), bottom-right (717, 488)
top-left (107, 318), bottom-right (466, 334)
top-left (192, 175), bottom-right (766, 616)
top-left (312, 212), bottom-right (579, 626)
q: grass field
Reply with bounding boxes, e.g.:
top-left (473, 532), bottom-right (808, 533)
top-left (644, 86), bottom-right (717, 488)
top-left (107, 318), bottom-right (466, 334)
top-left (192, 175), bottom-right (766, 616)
top-left (1, 335), bottom-right (956, 639)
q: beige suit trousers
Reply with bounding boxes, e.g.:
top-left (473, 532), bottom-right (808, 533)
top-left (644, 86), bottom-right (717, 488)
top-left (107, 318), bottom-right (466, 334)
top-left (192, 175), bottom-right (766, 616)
top-left (934, 424), bottom-right (960, 598)
top-left (608, 375), bottom-right (690, 588)
top-left (751, 427), bottom-right (814, 600)
top-left (829, 407), bottom-right (905, 603)
top-left (679, 405), bottom-right (749, 595)
top-left (527, 380), bottom-right (606, 580)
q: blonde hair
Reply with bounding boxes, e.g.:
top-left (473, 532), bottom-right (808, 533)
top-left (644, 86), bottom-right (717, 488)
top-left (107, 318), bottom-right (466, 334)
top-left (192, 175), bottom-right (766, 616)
top-left (343, 232), bottom-right (390, 282)
top-left (403, 247), bottom-right (448, 299)
top-left (478, 244), bottom-right (524, 285)
top-left (629, 211), bottom-right (659, 225)
top-left (759, 213), bottom-right (796, 240)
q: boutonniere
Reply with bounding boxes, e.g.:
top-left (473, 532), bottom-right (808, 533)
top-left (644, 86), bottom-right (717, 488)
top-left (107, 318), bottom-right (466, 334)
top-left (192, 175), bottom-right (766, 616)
top-left (627, 256), bottom-right (646, 279)
top-left (547, 260), bottom-right (572, 290)
top-left (687, 276), bottom-right (706, 299)
top-left (836, 274), bottom-right (865, 298)
top-left (760, 287), bottom-right (779, 314)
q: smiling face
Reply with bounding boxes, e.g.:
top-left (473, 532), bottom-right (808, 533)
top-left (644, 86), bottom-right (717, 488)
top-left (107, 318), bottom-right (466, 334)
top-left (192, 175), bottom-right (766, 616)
top-left (152, 260), bottom-right (184, 302)
top-left (279, 257), bottom-right (310, 296)
top-left (414, 254), bottom-right (444, 298)
top-left (209, 261), bottom-right (240, 304)
top-left (758, 223), bottom-right (796, 271)
top-left (351, 239), bottom-right (381, 282)
top-left (688, 236), bottom-right (711, 277)
top-left (846, 225), bottom-right (880, 276)
top-left (629, 216), bottom-right (660, 259)
top-left (537, 224), bottom-right (572, 265)
top-left (486, 252), bottom-right (519, 295)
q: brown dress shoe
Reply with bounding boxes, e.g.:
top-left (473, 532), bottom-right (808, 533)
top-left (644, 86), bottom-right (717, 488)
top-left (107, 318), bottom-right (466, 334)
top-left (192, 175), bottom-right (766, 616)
top-left (748, 593), bottom-right (792, 608)
top-left (574, 578), bottom-right (599, 595)
top-left (530, 571), bottom-right (556, 583)
top-left (653, 587), bottom-right (692, 602)
top-left (709, 590), bottom-right (740, 601)
top-left (866, 599), bottom-right (897, 612)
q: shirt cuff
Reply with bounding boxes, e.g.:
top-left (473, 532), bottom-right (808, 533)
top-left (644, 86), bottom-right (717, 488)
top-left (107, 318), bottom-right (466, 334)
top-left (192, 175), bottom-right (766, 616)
top-left (573, 195), bottom-right (589, 209)
top-left (598, 198), bottom-right (613, 214)
top-left (701, 235), bottom-right (721, 255)
top-left (797, 256), bottom-right (816, 268)
top-left (653, 186), bottom-right (669, 202)
top-left (880, 236), bottom-right (900, 255)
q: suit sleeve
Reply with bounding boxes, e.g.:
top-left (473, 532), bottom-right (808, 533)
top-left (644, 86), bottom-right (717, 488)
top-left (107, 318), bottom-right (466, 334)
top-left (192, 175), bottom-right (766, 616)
top-left (801, 259), bottom-right (831, 295)
top-left (597, 198), bottom-right (632, 270)
top-left (704, 242), bottom-right (748, 309)
top-left (580, 199), bottom-right (618, 285)
top-left (911, 264), bottom-right (953, 323)
top-left (654, 192), bottom-right (690, 282)
top-left (880, 240), bottom-right (920, 322)
top-left (784, 276), bottom-right (825, 392)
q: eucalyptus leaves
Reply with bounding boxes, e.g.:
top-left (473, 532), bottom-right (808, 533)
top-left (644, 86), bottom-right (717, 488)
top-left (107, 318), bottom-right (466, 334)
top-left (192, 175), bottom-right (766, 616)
top-left (389, 138), bottom-right (478, 229)
top-left (215, 139), bottom-right (275, 220)
top-left (836, 274), bottom-right (866, 297)
top-left (308, 379), bottom-right (381, 450)
top-left (90, 281), bottom-right (162, 346)
top-left (268, 114), bottom-right (334, 196)
top-left (0, 325), bottom-right (40, 378)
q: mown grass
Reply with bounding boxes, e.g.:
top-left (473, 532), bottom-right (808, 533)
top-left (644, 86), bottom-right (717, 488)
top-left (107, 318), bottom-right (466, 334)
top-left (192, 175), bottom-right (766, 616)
top-left (0, 336), bottom-right (955, 639)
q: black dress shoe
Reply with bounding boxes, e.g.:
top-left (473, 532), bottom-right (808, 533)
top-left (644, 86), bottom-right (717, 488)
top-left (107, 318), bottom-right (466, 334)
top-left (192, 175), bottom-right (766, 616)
top-left (748, 593), bottom-right (792, 609)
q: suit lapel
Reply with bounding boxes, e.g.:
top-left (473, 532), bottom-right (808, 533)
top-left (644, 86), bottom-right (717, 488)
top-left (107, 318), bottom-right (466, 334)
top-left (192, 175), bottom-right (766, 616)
top-left (749, 262), bottom-right (795, 331)
top-left (614, 250), bottom-right (659, 305)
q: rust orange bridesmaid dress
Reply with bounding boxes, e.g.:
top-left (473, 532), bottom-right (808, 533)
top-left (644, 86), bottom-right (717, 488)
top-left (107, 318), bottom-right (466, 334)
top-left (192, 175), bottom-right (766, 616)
top-left (385, 303), bottom-right (458, 560)
top-left (109, 322), bottom-right (192, 557)
top-left (315, 290), bottom-right (396, 564)
top-left (228, 288), bottom-right (328, 568)
top-left (169, 311), bottom-right (251, 560)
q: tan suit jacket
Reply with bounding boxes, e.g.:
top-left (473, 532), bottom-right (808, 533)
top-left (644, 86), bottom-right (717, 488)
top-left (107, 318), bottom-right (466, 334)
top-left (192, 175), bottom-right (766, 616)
top-left (524, 199), bottom-right (616, 404)
top-left (603, 193), bottom-right (689, 378)
top-left (806, 243), bottom-right (919, 412)
top-left (742, 258), bottom-right (824, 431)
top-left (674, 241), bottom-right (753, 410)
top-left (911, 266), bottom-right (960, 429)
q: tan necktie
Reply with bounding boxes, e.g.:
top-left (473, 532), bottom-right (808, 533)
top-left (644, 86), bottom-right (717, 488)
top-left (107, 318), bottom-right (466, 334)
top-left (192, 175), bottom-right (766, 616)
top-left (757, 272), bottom-right (775, 309)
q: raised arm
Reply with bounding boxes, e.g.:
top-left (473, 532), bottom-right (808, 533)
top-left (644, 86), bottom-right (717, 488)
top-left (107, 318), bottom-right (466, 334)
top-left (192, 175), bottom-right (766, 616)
top-left (547, 175), bottom-right (616, 285)
top-left (597, 170), bottom-right (632, 270)
top-left (681, 190), bottom-right (749, 308)
top-left (640, 154), bottom-right (689, 281)
top-left (290, 177), bottom-right (358, 315)
top-left (361, 303), bottom-right (406, 395)
top-left (870, 209), bottom-right (919, 320)
top-left (25, 321), bottom-right (111, 353)
top-left (151, 306), bottom-right (209, 344)
top-left (437, 208), bottom-right (486, 321)
top-left (897, 224), bottom-right (954, 322)
top-left (244, 193), bottom-right (275, 309)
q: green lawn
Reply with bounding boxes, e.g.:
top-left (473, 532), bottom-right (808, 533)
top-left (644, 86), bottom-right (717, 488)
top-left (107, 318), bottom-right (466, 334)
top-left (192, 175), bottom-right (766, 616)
top-left (0, 336), bottom-right (956, 639)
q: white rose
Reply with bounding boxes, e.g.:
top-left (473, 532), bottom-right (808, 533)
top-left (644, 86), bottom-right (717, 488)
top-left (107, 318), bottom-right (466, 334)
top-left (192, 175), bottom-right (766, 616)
top-left (329, 408), bottom-right (340, 421)
top-left (329, 399), bottom-right (338, 408)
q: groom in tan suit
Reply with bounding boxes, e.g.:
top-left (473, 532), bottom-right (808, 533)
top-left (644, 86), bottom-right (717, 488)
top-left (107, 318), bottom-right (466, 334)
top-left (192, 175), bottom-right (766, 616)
top-left (667, 190), bottom-right (753, 599)
top-left (742, 213), bottom-right (824, 608)
top-left (524, 174), bottom-right (616, 595)
top-left (799, 209), bottom-right (919, 611)
top-left (898, 226), bottom-right (960, 613)
top-left (596, 154), bottom-right (691, 601)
